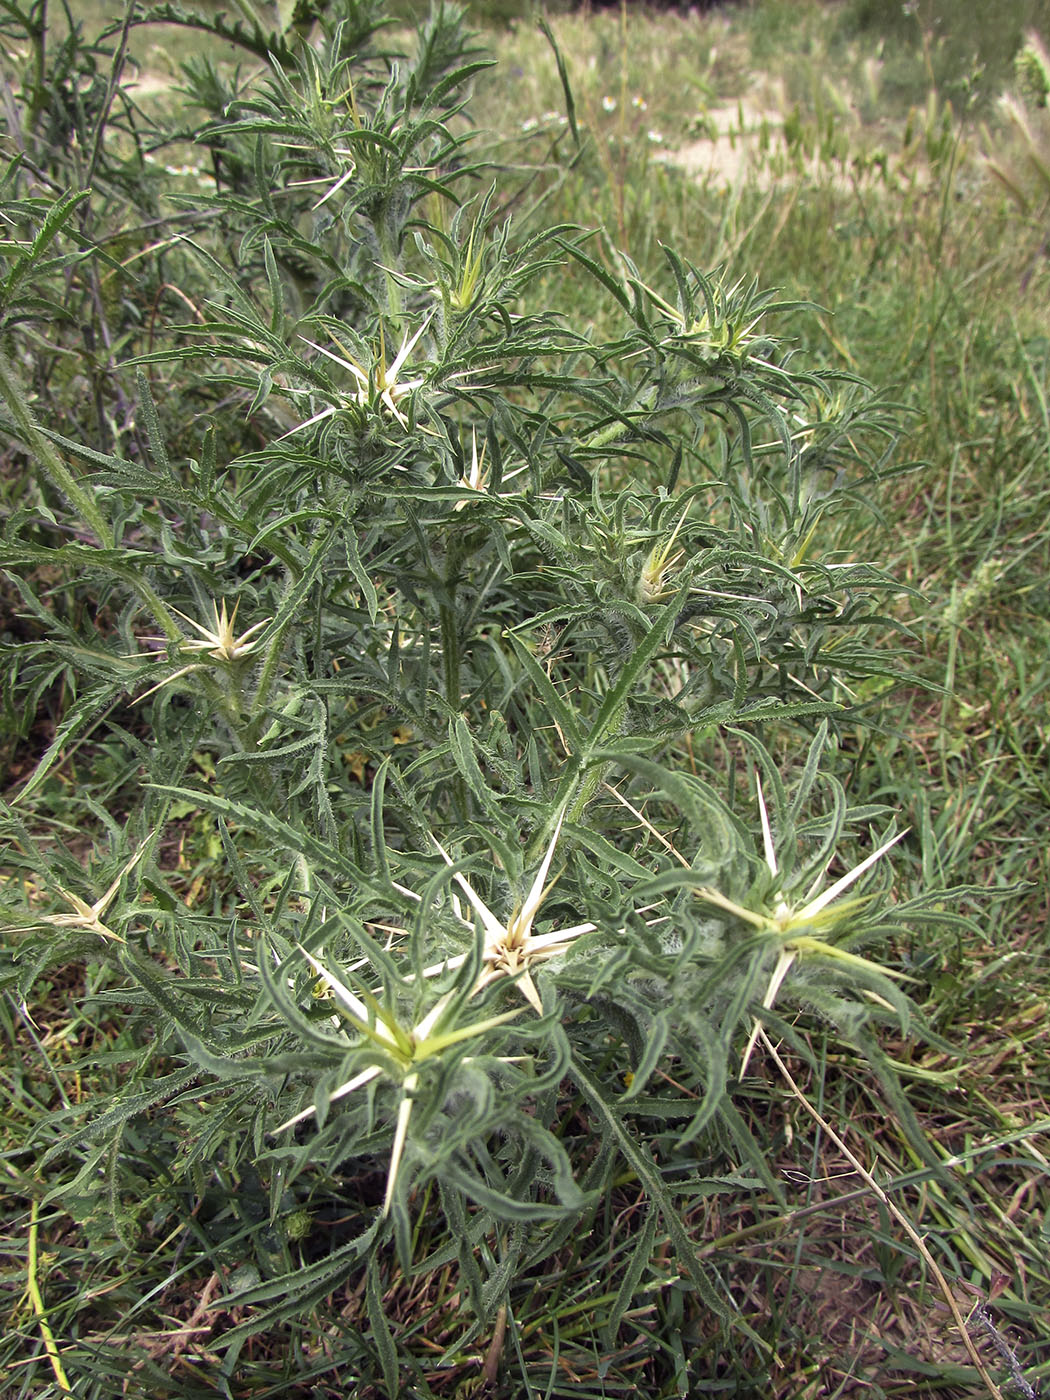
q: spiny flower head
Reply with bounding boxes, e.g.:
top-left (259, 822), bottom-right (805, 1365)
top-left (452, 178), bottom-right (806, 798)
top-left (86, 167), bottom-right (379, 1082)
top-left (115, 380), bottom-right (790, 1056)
top-left (693, 777), bottom-right (911, 1073)
top-left (430, 809), bottom-right (595, 1014)
top-left (453, 429), bottom-right (527, 509)
top-left (637, 502), bottom-right (691, 605)
top-left (131, 598), bottom-right (270, 703)
top-left (291, 319), bottom-right (430, 434)
top-left (38, 843), bottom-right (150, 944)
top-left (275, 945), bottom-right (521, 1215)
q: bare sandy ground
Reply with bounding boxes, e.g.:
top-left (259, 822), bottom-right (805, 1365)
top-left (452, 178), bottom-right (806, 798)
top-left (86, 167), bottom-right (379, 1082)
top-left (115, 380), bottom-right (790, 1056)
top-left (660, 97), bottom-right (787, 186)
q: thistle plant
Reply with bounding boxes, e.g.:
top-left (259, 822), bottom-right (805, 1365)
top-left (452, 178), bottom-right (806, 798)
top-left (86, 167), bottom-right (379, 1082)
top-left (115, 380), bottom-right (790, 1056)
top-left (0, 0), bottom-right (950, 1383)
top-left (275, 944), bottom-right (525, 1216)
top-left (130, 597), bottom-right (271, 702)
top-left (32, 845), bottom-right (151, 946)
top-left (428, 808), bottom-right (598, 1013)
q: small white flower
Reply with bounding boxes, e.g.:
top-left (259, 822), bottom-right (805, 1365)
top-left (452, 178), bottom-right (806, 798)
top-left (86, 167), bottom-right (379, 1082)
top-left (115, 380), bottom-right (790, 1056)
top-left (647, 130), bottom-right (664, 145)
top-left (430, 809), bottom-right (594, 1014)
top-left (290, 319), bottom-right (430, 434)
top-left (602, 95), bottom-right (617, 113)
top-left (631, 95), bottom-right (648, 111)
top-left (166, 598), bottom-right (269, 662)
top-left (412, 819), bottom-right (669, 1015)
top-left (453, 429), bottom-right (528, 510)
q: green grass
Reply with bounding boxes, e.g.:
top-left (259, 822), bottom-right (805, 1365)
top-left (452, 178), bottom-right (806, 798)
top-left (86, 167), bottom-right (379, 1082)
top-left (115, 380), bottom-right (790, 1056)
top-left (3, 2), bottom-right (1050, 1397)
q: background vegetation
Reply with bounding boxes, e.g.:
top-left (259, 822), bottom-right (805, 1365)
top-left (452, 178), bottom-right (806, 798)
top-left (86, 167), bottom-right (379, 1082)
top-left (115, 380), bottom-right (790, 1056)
top-left (2, 1), bottom-right (1049, 1396)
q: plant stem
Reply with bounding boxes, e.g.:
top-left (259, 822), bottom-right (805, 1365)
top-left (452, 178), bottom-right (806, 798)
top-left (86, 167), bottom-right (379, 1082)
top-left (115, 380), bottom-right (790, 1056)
top-left (24, 0), bottom-right (48, 138)
top-left (377, 218), bottom-right (403, 323)
top-left (85, 0), bottom-right (135, 188)
top-left (27, 1199), bottom-right (72, 1394)
top-left (0, 349), bottom-right (113, 549)
top-left (440, 602), bottom-right (460, 709)
top-left (252, 627), bottom-right (287, 727)
top-left (227, 0), bottom-right (272, 37)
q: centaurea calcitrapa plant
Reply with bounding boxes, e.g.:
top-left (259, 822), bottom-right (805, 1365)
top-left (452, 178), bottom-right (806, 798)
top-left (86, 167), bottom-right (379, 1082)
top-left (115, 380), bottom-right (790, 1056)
top-left (0, 0), bottom-right (949, 1381)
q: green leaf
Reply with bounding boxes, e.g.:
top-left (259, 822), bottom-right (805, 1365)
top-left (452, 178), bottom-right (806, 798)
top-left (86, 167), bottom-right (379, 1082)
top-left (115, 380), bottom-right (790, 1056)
top-left (602, 1204), bottom-right (658, 1350)
top-left (218, 1216), bottom-right (383, 1337)
top-left (448, 714), bottom-right (504, 824)
top-left (538, 18), bottom-right (580, 150)
top-left (249, 524), bottom-right (337, 687)
top-left (14, 685), bottom-right (123, 802)
top-left (37, 1069), bottom-right (202, 1176)
top-left (135, 371), bottom-right (172, 478)
top-left (344, 525), bottom-right (379, 625)
top-left (503, 628), bottom-right (584, 756)
top-left (263, 236), bottom-right (284, 335)
top-left (366, 1256), bottom-right (401, 1396)
top-left (144, 785), bottom-right (378, 893)
top-left (622, 1010), bottom-right (669, 1101)
top-left (586, 589), bottom-right (687, 753)
top-left (569, 1057), bottom-right (734, 1324)
top-left (558, 239), bottom-right (633, 316)
top-left (1, 189), bottom-right (90, 307)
